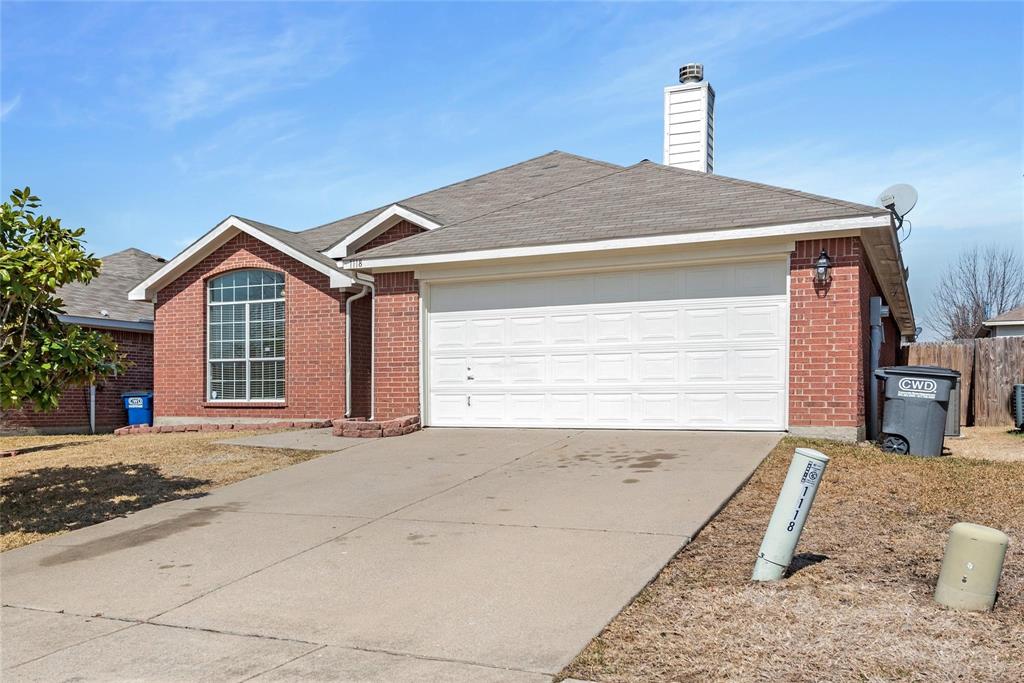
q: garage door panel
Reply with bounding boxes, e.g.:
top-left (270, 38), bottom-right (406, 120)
top-left (637, 352), bottom-right (678, 383)
top-left (550, 315), bottom-right (588, 345)
top-left (431, 357), bottom-right (467, 386)
top-left (733, 391), bottom-right (784, 427)
top-left (683, 393), bottom-right (730, 427)
top-left (508, 394), bottom-right (546, 423)
top-left (550, 394), bottom-right (588, 423)
top-left (734, 348), bottom-right (784, 383)
top-left (509, 356), bottom-right (545, 383)
top-left (426, 261), bottom-right (787, 430)
top-left (431, 394), bottom-right (467, 422)
top-left (468, 319), bottom-right (505, 348)
top-left (431, 319), bottom-right (467, 349)
top-left (509, 316), bottom-right (545, 345)
top-left (470, 356), bottom-right (505, 384)
top-left (683, 308), bottom-right (728, 341)
top-left (551, 355), bottom-right (588, 383)
top-left (593, 312), bottom-right (632, 344)
top-left (731, 305), bottom-right (782, 339)
top-left (684, 350), bottom-right (728, 382)
top-left (593, 353), bottom-right (632, 383)
top-left (593, 393), bottom-right (632, 425)
top-left (637, 310), bottom-right (679, 342)
top-left (637, 393), bottom-right (678, 425)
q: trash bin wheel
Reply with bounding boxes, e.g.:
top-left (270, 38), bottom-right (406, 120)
top-left (881, 434), bottom-right (910, 454)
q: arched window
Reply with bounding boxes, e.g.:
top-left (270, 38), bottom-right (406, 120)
top-left (208, 270), bottom-right (285, 401)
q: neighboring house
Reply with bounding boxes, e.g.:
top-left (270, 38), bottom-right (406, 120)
top-left (129, 67), bottom-right (913, 441)
top-left (1, 248), bottom-right (165, 434)
top-left (981, 305), bottom-right (1024, 337)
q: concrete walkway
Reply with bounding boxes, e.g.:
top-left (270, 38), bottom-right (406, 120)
top-left (1, 428), bottom-right (780, 682)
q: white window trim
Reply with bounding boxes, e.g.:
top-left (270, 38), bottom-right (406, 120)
top-left (206, 272), bottom-right (286, 403)
top-left (323, 204), bottom-right (442, 259)
top-left (129, 216), bottom-right (354, 302)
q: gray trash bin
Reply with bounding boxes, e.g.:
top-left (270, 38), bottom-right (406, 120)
top-left (874, 365), bottom-right (960, 457)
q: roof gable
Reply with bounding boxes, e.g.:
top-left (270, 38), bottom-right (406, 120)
top-left (985, 304), bottom-right (1024, 325)
top-left (128, 216), bottom-right (353, 302)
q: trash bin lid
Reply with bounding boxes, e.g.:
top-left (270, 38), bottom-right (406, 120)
top-left (878, 365), bottom-right (960, 379)
top-left (121, 390), bottom-right (153, 397)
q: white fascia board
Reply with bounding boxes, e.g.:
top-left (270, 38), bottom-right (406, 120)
top-left (344, 215), bottom-right (891, 270)
top-left (323, 204), bottom-right (442, 259)
top-left (129, 216), bottom-right (354, 301)
top-left (984, 319), bottom-right (1024, 327)
top-left (58, 315), bottom-right (154, 332)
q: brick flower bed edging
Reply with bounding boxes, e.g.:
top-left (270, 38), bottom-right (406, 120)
top-left (113, 420), bottom-right (333, 436)
top-left (331, 415), bottom-right (421, 438)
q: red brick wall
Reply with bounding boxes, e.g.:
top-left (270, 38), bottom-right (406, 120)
top-left (373, 271), bottom-right (420, 420)
top-left (153, 232), bottom-right (346, 421)
top-left (0, 329), bottom-right (153, 434)
top-left (789, 236), bottom-right (898, 438)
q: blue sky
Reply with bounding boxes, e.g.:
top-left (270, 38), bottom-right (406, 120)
top-left (2, 1), bottom-right (1021, 338)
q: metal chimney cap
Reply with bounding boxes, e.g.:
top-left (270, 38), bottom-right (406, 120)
top-left (679, 63), bottom-right (704, 84)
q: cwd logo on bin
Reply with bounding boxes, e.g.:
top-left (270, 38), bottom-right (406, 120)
top-left (896, 377), bottom-right (937, 399)
top-left (127, 397), bottom-right (144, 408)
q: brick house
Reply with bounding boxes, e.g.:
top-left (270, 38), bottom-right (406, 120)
top-left (1, 249), bottom-right (164, 434)
top-left (129, 68), bottom-right (913, 441)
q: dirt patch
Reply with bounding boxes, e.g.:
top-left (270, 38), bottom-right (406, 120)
top-left (0, 431), bottom-right (323, 551)
top-left (944, 427), bottom-right (1024, 461)
top-left (562, 437), bottom-right (1024, 683)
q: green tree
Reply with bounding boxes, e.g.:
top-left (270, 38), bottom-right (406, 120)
top-left (1, 187), bottom-right (126, 411)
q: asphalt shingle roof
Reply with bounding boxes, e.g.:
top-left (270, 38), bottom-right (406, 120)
top-left (298, 151), bottom-right (622, 251)
top-left (354, 159), bottom-right (890, 260)
top-left (986, 304), bottom-right (1024, 324)
top-left (59, 248), bottom-right (165, 323)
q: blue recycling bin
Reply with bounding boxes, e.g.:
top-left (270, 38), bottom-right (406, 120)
top-left (122, 391), bottom-right (153, 427)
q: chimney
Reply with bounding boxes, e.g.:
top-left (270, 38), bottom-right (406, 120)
top-left (663, 63), bottom-right (714, 173)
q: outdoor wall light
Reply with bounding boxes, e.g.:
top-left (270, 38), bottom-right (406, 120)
top-left (814, 249), bottom-right (833, 284)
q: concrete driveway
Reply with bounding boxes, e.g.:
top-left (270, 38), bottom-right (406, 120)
top-left (1, 428), bottom-right (780, 682)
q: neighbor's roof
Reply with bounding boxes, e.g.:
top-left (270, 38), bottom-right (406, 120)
top-left (299, 151), bottom-right (623, 252)
top-left (985, 305), bottom-right (1024, 325)
top-left (352, 159), bottom-right (890, 260)
top-left (59, 248), bottom-right (165, 323)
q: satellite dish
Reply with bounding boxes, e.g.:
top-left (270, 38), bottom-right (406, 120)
top-left (877, 183), bottom-right (918, 218)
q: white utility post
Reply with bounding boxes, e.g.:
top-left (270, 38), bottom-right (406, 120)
top-left (752, 447), bottom-right (829, 581)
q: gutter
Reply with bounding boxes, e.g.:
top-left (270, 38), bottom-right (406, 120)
top-left (58, 315), bottom-right (154, 333)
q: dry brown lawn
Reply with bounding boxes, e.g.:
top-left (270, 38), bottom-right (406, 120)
top-left (944, 426), bottom-right (1024, 462)
top-left (563, 437), bottom-right (1024, 683)
top-left (0, 431), bottom-right (323, 551)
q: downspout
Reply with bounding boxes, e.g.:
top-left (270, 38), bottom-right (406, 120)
top-left (868, 296), bottom-right (889, 441)
top-left (89, 384), bottom-right (96, 435)
top-left (344, 284), bottom-right (370, 418)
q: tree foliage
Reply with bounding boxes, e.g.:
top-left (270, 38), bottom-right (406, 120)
top-left (929, 245), bottom-right (1024, 340)
top-left (1, 187), bottom-right (126, 411)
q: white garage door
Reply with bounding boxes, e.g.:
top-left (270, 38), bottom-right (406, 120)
top-left (425, 260), bottom-right (788, 430)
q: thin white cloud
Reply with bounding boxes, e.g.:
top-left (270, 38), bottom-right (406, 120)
top-left (127, 11), bottom-right (354, 127)
top-left (1, 94), bottom-right (22, 120)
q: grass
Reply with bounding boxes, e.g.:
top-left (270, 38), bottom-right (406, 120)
top-left (0, 431), bottom-right (323, 552)
top-left (562, 436), bottom-right (1024, 683)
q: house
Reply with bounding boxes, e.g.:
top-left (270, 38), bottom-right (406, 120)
top-left (0, 248), bottom-right (164, 434)
top-left (129, 66), bottom-right (913, 441)
top-left (981, 305), bottom-right (1024, 337)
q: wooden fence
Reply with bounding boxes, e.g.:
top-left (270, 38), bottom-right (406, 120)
top-left (905, 336), bottom-right (1024, 427)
